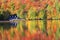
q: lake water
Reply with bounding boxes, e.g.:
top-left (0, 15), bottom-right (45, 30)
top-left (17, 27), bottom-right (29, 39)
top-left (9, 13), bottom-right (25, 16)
top-left (0, 20), bottom-right (60, 40)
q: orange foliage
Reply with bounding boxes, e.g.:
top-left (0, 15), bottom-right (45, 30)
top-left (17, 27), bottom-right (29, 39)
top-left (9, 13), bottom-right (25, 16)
top-left (0, 33), bottom-right (2, 40)
top-left (53, 24), bottom-right (57, 33)
top-left (7, 0), bottom-right (11, 2)
top-left (0, 2), bottom-right (2, 6)
top-left (47, 20), bottom-right (51, 30)
top-left (53, 7), bottom-right (57, 16)
top-left (3, 30), bottom-right (11, 40)
top-left (48, 0), bottom-right (54, 6)
top-left (13, 28), bottom-right (20, 40)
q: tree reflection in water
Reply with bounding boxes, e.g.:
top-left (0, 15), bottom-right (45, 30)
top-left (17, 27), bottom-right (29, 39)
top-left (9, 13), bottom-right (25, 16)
top-left (0, 22), bottom-right (17, 30)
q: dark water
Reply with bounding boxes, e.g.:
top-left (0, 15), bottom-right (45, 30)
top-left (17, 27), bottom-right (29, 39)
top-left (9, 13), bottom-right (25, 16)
top-left (0, 22), bottom-right (17, 30)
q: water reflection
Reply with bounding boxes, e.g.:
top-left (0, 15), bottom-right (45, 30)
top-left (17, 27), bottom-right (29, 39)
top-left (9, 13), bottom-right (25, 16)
top-left (0, 20), bottom-right (60, 40)
top-left (0, 20), bottom-right (60, 33)
top-left (0, 22), bottom-right (17, 30)
top-left (0, 20), bottom-right (59, 30)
